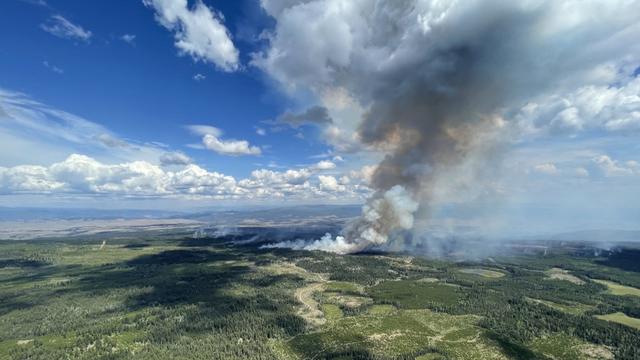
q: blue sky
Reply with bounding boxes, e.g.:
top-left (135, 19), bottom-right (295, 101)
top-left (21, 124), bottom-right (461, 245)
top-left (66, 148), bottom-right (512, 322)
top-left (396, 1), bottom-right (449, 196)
top-left (0, 0), bottom-right (330, 175)
top-left (1, 0), bottom-right (639, 236)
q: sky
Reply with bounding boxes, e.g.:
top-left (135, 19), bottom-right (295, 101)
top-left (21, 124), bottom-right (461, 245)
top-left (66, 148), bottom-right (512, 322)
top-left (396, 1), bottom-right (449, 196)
top-left (0, 0), bottom-right (639, 236)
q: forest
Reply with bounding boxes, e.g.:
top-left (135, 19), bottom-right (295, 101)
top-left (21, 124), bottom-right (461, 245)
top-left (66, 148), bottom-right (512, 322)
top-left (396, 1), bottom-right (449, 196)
top-left (1, 234), bottom-right (639, 359)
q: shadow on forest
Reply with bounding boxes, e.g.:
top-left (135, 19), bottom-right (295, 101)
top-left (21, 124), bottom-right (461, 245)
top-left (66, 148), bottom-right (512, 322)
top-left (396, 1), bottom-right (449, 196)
top-left (0, 294), bottom-right (33, 317)
top-left (486, 332), bottom-right (547, 360)
top-left (121, 243), bottom-right (150, 249)
top-left (178, 234), bottom-right (260, 247)
top-left (41, 246), bottom-right (305, 342)
top-left (596, 249), bottom-right (640, 273)
top-left (0, 241), bottom-right (308, 344)
top-left (0, 259), bottom-right (50, 268)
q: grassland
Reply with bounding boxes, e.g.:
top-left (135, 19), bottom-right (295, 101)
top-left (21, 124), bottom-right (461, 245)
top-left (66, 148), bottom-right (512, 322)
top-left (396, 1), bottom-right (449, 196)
top-left (526, 298), bottom-right (595, 316)
top-left (458, 268), bottom-right (505, 278)
top-left (545, 268), bottom-right (586, 285)
top-left (592, 279), bottom-right (640, 297)
top-left (1, 236), bottom-right (640, 359)
top-left (596, 312), bottom-right (640, 329)
top-left (529, 333), bottom-right (613, 360)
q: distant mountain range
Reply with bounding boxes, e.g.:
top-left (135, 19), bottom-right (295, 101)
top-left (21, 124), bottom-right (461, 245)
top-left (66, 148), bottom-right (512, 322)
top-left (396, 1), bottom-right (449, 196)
top-left (540, 229), bottom-right (640, 243)
top-left (2, 206), bottom-right (637, 244)
top-left (182, 204), bottom-right (361, 224)
top-left (0, 205), bottom-right (361, 222)
top-left (0, 207), bottom-right (186, 221)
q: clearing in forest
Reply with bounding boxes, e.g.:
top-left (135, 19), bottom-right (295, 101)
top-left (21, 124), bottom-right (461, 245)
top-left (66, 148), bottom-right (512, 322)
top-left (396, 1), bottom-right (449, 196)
top-left (592, 279), bottom-right (640, 297)
top-left (458, 268), bottom-right (505, 278)
top-left (545, 268), bottom-right (585, 285)
top-left (596, 312), bottom-right (640, 330)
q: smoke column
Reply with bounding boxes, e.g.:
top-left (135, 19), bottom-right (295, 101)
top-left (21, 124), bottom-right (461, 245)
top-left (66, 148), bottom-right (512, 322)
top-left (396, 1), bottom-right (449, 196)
top-left (256, 0), bottom-right (640, 253)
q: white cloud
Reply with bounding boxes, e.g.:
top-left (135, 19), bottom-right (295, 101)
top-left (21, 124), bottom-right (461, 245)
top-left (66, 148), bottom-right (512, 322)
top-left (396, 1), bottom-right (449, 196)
top-left (0, 165), bottom-right (64, 193)
top-left (187, 124), bottom-right (222, 137)
top-left (0, 154), bottom-right (234, 197)
top-left (533, 163), bottom-right (558, 175)
top-left (318, 175), bottom-right (343, 192)
top-left (255, 127), bottom-right (266, 136)
top-left (202, 133), bottom-right (261, 156)
top-left (591, 155), bottom-right (638, 177)
top-left (43, 61), bottom-right (64, 74)
top-left (312, 160), bottom-right (336, 170)
top-left (0, 154), bottom-right (370, 201)
top-left (143, 0), bottom-right (239, 71)
top-left (574, 167), bottom-right (590, 178)
top-left (160, 151), bottom-right (192, 166)
top-left (41, 15), bottom-right (92, 42)
top-left (193, 73), bottom-right (206, 81)
top-left (121, 34), bottom-right (136, 45)
top-left (516, 76), bottom-right (640, 135)
top-left (0, 88), bottom-right (371, 203)
top-left (188, 125), bottom-right (261, 156)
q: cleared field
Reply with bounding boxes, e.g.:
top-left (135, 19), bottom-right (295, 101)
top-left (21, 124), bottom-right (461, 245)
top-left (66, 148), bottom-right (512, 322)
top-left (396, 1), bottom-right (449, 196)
top-left (592, 279), bottom-right (640, 297)
top-left (320, 304), bottom-right (343, 322)
top-left (527, 298), bottom-right (595, 316)
top-left (459, 268), bottom-right (505, 278)
top-left (278, 309), bottom-right (508, 360)
top-left (545, 268), bottom-right (585, 285)
top-left (530, 333), bottom-right (613, 360)
top-left (368, 304), bottom-right (397, 315)
top-left (324, 281), bottom-right (362, 294)
top-left (596, 312), bottom-right (640, 330)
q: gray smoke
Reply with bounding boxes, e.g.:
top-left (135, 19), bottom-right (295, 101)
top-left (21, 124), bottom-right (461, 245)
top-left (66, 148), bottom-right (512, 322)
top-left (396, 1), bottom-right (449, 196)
top-left (256, 0), bottom-right (640, 253)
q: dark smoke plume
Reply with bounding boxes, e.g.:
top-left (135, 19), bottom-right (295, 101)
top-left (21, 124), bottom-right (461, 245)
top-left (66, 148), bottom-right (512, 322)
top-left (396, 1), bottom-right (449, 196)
top-left (256, 0), bottom-right (640, 253)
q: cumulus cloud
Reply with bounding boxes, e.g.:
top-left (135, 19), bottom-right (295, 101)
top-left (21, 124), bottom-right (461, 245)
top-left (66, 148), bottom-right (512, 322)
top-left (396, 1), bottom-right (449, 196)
top-left (533, 163), bottom-right (558, 175)
top-left (41, 15), bottom-right (92, 42)
top-left (312, 160), bottom-right (336, 170)
top-left (516, 76), bottom-right (640, 134)
top-left (591, 155), bottom-right (639, 177)
top-left (0, 154), bottom-right (369, 200)
top-left (160, 151), bottom-right (192, 166)
top-left (318, 175), bottom-right (342, 191)
top-left (187, 125), bottom-right (261, 156)
top-left (193, 73), bottom-right (206, 81)
top-left (143, 0), bottom-right (239, 71)
top-left (0, 165), bottom-right (64, 193)
top-left (203, 134), bottom-right (261, 156)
